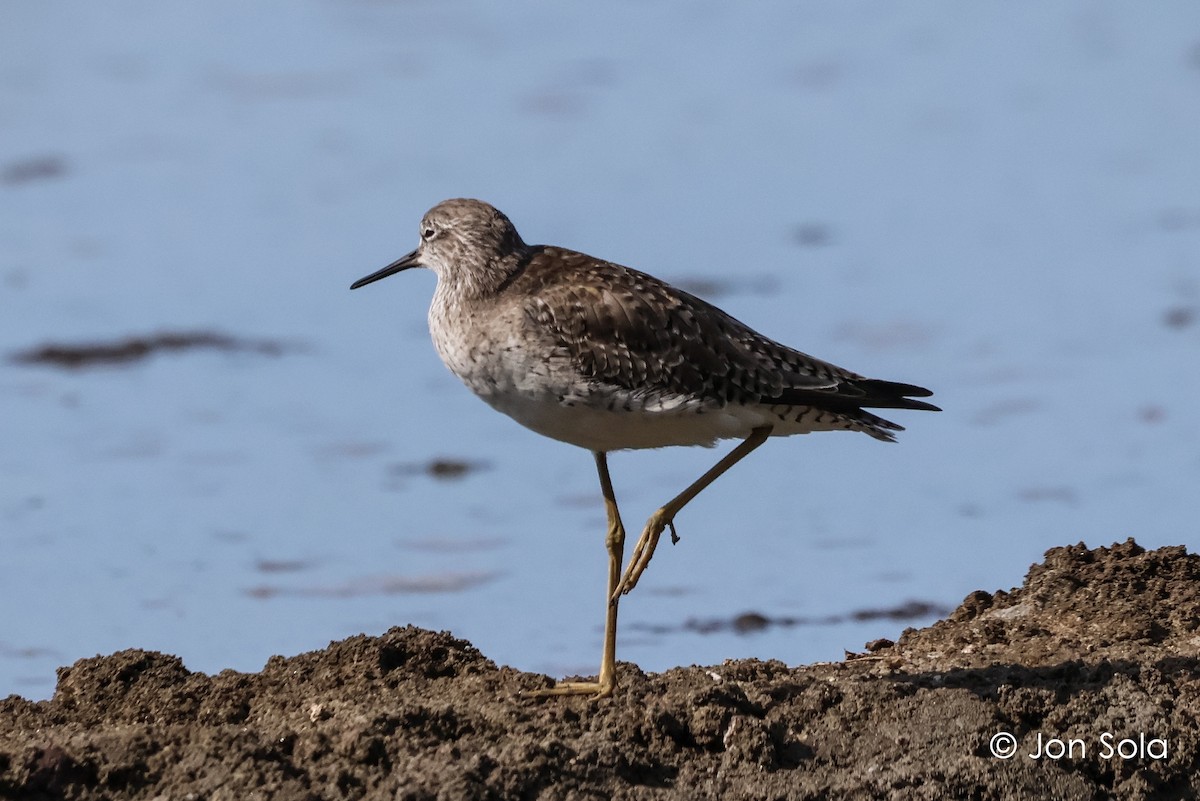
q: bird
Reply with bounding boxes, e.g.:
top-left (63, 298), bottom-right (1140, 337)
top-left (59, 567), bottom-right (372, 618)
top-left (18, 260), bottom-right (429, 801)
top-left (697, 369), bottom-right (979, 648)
top-left (350, 198), bottom-right (939, 698)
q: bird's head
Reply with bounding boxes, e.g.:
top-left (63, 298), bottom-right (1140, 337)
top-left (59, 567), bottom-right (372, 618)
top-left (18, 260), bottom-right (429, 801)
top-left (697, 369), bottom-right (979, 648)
top-left (351, 198), bottom-right (527, 298)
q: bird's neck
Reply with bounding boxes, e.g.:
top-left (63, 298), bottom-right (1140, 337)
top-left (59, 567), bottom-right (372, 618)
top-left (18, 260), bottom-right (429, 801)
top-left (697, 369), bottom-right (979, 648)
top-left (438, 250), bottom-right (527, 302)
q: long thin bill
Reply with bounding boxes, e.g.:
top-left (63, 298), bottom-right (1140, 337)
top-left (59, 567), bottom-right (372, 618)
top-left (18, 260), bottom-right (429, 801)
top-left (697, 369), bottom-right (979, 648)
top-left (350, 249), bottom-right (421, 289)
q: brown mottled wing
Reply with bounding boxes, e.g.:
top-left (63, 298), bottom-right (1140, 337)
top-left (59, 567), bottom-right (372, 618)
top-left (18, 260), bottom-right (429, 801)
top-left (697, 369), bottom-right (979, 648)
top-left (518, 248), bottom-right (909, 410)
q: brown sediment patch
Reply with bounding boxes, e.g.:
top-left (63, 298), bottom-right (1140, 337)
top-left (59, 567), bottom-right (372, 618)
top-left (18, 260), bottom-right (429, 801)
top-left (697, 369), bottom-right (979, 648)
top-left (9, 331), bottom-right (290, 370)
top-left (633, 599), bottom-right (951, 637)
top-left (388, 457), bottom-right (491, 481)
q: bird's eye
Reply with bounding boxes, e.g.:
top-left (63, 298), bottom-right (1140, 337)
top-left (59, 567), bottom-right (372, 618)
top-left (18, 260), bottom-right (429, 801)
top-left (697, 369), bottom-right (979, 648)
top-left (421, 227), bottom-right (437, 241)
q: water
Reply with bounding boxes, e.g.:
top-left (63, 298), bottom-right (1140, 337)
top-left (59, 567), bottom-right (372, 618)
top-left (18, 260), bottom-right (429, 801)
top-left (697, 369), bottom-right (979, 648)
top-left (2, 1), bottom-right (1199, 699)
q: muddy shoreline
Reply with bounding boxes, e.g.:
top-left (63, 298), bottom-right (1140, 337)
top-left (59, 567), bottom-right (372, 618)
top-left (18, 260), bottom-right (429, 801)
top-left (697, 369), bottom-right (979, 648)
top-left (2, 539), bottom-right (1197, 800)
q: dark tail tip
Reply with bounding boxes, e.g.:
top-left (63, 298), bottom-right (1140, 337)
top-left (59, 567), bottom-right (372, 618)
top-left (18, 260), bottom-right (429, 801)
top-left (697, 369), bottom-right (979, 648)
top-left (856, 379), bottom-right (941, 412)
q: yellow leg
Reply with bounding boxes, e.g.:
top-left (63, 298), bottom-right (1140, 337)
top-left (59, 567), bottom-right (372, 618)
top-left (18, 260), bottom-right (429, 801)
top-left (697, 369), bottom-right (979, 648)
top-left (613, 426), bottom-right (772, 600)
top-left (529, 450), bottom-right (626, 699)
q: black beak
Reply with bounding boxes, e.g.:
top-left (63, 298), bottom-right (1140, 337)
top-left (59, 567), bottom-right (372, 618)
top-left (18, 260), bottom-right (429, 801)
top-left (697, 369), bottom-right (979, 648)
top-left (350, 248), bottom-right (421, 290)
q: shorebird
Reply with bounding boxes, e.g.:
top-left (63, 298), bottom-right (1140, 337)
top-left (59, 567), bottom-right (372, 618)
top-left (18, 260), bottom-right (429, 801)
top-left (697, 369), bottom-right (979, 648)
top-left (351, 198), bottom-right (938, 698)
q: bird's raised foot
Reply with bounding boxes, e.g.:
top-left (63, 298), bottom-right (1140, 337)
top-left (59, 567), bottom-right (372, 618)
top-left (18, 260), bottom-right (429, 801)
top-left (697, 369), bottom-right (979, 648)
top-left (612, 509), bottom-right (675, 600)
top-left (525, 679), bottom-right (615, 700)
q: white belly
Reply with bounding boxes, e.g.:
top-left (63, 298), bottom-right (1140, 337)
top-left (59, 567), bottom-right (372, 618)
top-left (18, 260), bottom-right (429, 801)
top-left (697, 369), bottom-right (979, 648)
top-left (484, 387), bottom-right (751, 451)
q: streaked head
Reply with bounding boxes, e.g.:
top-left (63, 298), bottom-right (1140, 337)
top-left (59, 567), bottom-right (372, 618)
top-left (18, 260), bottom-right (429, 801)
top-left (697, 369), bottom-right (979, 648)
top-left (350, 199), bottom-right (527, 296)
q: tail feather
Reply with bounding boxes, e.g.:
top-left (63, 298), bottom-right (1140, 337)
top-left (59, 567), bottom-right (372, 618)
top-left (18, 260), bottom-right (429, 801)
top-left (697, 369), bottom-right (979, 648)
top-left (777, 378), bottom-right (941, 414)
top-left (852, 379), bottom-right (941, 412)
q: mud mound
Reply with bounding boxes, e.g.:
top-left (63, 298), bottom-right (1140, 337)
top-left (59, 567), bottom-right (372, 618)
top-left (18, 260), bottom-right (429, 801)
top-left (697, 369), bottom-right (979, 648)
top-left (2, 538), bottom-right (1198, 800)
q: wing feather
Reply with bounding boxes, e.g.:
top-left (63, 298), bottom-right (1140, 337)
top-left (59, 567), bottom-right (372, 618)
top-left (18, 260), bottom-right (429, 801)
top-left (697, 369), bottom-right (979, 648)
top-left (519, 248), bottom-right (903, 410)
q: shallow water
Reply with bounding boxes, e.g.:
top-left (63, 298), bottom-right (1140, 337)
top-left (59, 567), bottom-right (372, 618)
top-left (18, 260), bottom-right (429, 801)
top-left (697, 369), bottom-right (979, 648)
top-left (2, 2), bottom-right (1199, 700)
